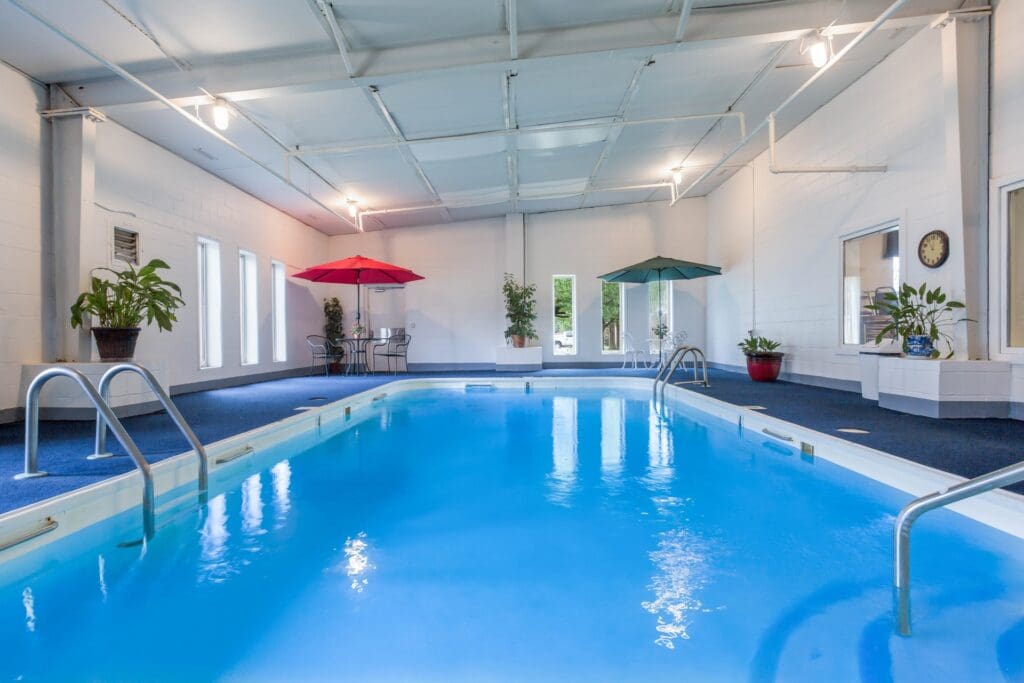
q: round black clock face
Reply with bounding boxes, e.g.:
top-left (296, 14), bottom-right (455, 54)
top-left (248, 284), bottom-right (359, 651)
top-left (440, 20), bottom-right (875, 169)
top-left (918, 230), bottom-right (949, 268)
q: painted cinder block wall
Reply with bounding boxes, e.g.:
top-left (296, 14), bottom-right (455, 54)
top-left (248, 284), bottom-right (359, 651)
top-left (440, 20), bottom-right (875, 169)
top-left (326, 199), bottom-right (708, 368)
top-left (0, 66), bottom-right (50, 419)
top-left (0, 61), bottom-right (333, 421)
top-left (704, 26), bottom-right (977, 388)
top-left (990, 0), bottom-right (1024, 415)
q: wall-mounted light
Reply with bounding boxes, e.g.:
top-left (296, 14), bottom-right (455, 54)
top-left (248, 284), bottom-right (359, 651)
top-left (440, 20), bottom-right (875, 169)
top-left (801, 30), bottom-right (833, 69)
top-left (212, 97), bottom-right (233, 131)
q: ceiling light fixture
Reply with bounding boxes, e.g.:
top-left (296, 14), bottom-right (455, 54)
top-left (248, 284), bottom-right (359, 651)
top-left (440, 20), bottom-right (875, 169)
top-left (671, 168), bottom-right (684, 185)
top-left (802, 30), bottom-right (833, 69)
top-left (347, 198), bottom-right (360, 218)
top-left (212, 97), bottom-right (232, 131)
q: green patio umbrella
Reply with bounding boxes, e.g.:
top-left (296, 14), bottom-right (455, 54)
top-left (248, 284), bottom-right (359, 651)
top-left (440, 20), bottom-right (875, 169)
top-left (598, 256), bottom-right (723, 361)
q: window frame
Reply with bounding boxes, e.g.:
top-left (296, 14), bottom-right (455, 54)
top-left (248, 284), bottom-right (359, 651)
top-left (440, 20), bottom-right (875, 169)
top-left (600, 281), bottom-right (625, 355)
top-left (837, 220), bottom-right (902, 349)
top-left (197, 237), bottom-right (223, 370)
top-left (271, 260), bottom-right (287, 363)
top-left (238, 249), bottom-right (259, 366)
top-left (991, 176), bottom-right (1024, 360)
top-left (552, 274), bottom-right (577, 357)
top-left (647, 281), bottom-right (673, 353)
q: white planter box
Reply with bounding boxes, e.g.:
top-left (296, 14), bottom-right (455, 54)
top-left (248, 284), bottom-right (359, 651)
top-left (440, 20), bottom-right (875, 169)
top-left (877, 358), bottom-right (1012, 418)
top-left (495, 346), bottom-right (542, 372)
top-left (19, 362), bottom-right (169, 420)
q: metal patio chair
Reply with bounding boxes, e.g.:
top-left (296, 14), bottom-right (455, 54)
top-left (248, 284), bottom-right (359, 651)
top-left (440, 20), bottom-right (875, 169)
top-left (306, 335), bottom-right (342, 376)
top-left (371, 331), bottom-right (411, 374)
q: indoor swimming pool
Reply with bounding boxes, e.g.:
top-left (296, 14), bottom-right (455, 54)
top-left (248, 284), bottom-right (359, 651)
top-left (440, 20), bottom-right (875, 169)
top-left (1, 383), bottom-right (1023, 681)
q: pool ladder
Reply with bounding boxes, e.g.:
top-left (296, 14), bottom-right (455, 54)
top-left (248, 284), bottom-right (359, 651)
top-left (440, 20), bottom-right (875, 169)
top-left (14, 363), bottom-right (208, 541)
top-left (653, 345), bottom-right (709, 404)
top-left (894, 458), bottom-right (1024, 636)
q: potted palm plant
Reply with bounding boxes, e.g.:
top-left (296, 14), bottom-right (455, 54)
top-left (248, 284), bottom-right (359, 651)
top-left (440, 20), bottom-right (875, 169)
top-left (865, 282), bottom-right (967, 358)
top-left (502, 273), bottom-right (538, 348)
top-left (70, 259), bottom-right (184, 361)
top-left (323, 297), bottom-right (345, 372)
top-left (738, 331), bottom-right (784, 382)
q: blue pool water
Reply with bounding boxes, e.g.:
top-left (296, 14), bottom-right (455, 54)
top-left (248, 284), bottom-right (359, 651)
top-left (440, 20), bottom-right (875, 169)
top-left (2, 386), bottom-right (1023, 681)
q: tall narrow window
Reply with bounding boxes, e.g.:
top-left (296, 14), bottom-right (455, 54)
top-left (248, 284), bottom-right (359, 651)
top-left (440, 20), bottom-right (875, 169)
top-left (602, 281), bottom-right (624, 353)
top-left (842, 225), bottom-right (899, 345)
top-left (239, 250), bottom-right (259, 365)
top-left (197, 237), bottom-right (222, 369)
top-left (552, 275), bottom-right (576, 356)
top-left (271, 260), bottom-right (287, 362)
top-left (647, 281), bottom-right (672, 353)
top-left (1009, 187), bottom-right (1024, 347)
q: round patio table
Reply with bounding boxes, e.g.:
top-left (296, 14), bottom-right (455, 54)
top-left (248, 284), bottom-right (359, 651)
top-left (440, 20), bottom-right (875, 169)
top-left (335, 337), bottom-right (384, 375)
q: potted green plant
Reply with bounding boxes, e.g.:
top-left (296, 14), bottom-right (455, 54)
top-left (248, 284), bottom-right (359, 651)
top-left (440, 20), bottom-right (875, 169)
top-left (502, 273), bottom-right (538, 348)
top-left (865, 283), bottom-right (967, 359)
top-left (323, 297), bottom-right (345, 372)
top-left (70, 259), bottom-right (184, 361)
top-left (738, 331), bottom-right (783, 382)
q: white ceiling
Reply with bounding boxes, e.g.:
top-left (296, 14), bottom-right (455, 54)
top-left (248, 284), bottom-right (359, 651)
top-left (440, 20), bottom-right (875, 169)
top-left (0, 0), bottom-right (968, 234)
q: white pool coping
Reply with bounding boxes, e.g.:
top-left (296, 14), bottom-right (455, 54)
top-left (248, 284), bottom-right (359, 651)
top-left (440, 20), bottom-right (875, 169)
top-left (1, 376), bottom-right (1022, 564)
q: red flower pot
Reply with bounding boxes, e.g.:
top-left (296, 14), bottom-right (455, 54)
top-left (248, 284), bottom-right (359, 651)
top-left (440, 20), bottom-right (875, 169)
top-left (745, 352), bottom-right (783, 382)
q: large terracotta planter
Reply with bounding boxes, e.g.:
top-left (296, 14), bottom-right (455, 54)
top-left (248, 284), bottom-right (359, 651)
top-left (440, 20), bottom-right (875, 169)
top-left (510, 335), bottom-right (527, 348)
top-left (92, 327), bottom-right (141, 361)
top-left (745, 352), bottom-right (784, 382)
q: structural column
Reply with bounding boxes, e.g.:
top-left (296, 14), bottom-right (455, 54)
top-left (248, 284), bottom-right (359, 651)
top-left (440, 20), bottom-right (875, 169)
top-left (939, 12), bottom-right (990, 359)
top-left (47, 87), bottom-right (104, 362)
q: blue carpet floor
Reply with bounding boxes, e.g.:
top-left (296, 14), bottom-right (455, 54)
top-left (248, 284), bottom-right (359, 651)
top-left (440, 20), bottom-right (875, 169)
top-left (1, 367), bottom-right (1022, 513)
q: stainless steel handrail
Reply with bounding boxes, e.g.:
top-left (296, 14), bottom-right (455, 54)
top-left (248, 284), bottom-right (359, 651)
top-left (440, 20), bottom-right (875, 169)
top-left (16, 367), bottom-right (155, 539)
top-left (93, 363), bottom-right (208, 497)
top-left (654, 346), bottom-right (709, 404)
top-left (653, 346), bottom-right (688, 400)
top-left (674, 347), bottom-right (709, 389)
top-left (894, 459), bottom-right (1024, 636)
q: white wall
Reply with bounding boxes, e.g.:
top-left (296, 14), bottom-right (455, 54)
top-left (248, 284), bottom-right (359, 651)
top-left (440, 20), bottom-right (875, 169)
top-left (0, 66), bottom-right (49, 417)
top-left (706, 27), bottom-right (957, 383)
top-left (991, 0), bottom-right (1024, 409)
top-left (526, 201), bottom-right (707, 364)
top-left (92, 122), bottom-right (331, 390)
top-left (0, 59), bottom-right (332, 417)
top-left (327, 200), bottom-right (707, 367)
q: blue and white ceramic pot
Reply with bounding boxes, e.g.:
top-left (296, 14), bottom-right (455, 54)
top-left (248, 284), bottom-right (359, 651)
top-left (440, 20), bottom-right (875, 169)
top-left (905, 334), bottom-right (934, 358)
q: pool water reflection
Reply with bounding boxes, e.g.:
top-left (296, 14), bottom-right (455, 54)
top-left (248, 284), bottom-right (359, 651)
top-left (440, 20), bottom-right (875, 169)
top-left (1, 386), bottom-right (1023, 682)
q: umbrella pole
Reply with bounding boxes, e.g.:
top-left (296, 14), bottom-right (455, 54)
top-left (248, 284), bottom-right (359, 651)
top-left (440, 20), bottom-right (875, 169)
top-left (356, 283), bottom-right (361, 328)
top-left (658, 277), bottom-right (663, 366)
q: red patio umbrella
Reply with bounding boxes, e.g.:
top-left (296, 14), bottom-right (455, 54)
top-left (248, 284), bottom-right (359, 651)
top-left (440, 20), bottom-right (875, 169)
top-left (292, 255), bottom-right (424, 328)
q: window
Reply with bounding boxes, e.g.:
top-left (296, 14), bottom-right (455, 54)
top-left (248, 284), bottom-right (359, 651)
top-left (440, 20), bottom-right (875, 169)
top-left (239, 250), bottom-right (259, 365)
top-left (1009, 187), bottom-right (1024, 347)
top-left (842, 225), bottom-right (899, 345)
top-left (601, 282), bottom-right (624, 353)
top-left (271, 260), bottom-right (287, 362)
top-left (113, 227), bottom-right (139, 265)
top-left (552, 275), bottom-right (576, 356)
top-left (647, 281), bottom-right (672, 353)
top-left (197, 238), bottom-right (222, 368)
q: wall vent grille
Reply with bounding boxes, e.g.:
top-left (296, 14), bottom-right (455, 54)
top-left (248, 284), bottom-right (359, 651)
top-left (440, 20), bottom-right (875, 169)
top-left (113, 227), bottom-right (139, 265)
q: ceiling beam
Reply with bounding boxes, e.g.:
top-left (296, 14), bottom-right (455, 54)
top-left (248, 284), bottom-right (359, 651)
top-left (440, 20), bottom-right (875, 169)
top-left (365, 85), bottom-right (452, 221)
top-left (674, 0), bottom-right (695, 42)
top-left (305, 0), bottom-right (357, 77)
top-left (578, 56), bottom-right (654, 208)
top-left (506, 0), bottom-right (519, 60)
top-left (502, 70), bottom-right (519, 211)
top-left (285, 111), bottom-right (746, 159)
top-left (69, 5), bottom-right (950, 111)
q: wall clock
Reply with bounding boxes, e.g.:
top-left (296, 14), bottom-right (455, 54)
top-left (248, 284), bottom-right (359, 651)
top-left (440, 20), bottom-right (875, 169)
top-left (917, 230), bottom-right (949, 268)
